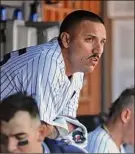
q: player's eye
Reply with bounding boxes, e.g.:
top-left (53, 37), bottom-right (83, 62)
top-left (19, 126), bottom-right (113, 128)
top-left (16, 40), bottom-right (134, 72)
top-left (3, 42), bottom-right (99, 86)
top-left (18, 140), bottom-right (29, 146)
top-left (100, 39), bottom-right (106, 45)
top-left (85, 38), bottom-right (94, 42)
top-left (15, 135), bottom-right (29, 146)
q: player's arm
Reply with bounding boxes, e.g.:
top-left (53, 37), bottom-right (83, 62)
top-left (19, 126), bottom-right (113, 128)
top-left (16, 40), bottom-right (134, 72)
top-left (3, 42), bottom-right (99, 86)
top-left (36, 52), bottom-right (62, 124)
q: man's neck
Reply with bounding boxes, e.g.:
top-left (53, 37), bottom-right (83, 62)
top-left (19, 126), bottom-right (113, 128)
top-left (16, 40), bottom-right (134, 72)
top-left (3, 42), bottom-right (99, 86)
top-left (105, 122), bottom-right (123, 150)
top-left (61, 48), bottom-right (74, 76)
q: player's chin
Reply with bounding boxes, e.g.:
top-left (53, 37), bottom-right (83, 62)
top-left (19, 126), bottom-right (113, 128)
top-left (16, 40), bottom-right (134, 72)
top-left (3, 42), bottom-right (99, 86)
top-left (84, 66), bottom-right (95, 73)
top-left (88, 65), bottom-right (96, 72)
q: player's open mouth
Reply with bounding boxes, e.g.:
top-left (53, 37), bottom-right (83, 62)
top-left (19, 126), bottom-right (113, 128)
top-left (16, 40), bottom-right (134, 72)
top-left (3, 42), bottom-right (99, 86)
top-left (87, 53), bottom-right (99, 64)
top-left (87, 53), bottom-right (99, 60)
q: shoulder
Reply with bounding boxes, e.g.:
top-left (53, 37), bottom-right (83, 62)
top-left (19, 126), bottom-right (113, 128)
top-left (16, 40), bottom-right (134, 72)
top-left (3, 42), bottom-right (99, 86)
top-left (88, 126), bottom-right (110, 143)
top-left (39, 38), bottom-right (64, 71)
top-left (88, 126), bottom-right (105, 136)
top-left (86, 126), bottom-right (110, 153)
top-left (0, 38), bottom-right (61, 69)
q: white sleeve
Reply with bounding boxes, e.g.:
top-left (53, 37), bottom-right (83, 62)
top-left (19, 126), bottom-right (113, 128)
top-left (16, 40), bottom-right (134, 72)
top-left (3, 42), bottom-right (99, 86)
top-left (35, 51), bottom-right (63, 124)
top-left (59, 73), bottom-right (84, 118)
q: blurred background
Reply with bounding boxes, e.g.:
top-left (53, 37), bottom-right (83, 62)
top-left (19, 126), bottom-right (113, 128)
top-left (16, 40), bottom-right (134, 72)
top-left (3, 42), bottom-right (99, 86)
top-left (0, 0), bottom-right (134, 152)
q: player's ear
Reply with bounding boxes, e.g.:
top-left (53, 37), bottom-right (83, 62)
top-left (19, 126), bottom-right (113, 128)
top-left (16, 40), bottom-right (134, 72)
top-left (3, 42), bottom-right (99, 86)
top-left (37, 124), bottom-right (46, 142)
top-left (60, 32), bottom-right (70, 48)
top-left (121, 108), bottom-right (131, 123)
top-left (37, 122), bottom-right (55, 142)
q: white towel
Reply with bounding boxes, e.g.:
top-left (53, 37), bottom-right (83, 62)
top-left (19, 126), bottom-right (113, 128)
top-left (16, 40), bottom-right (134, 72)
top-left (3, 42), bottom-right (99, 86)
top-left (51, 116), bottom-right (88, 148)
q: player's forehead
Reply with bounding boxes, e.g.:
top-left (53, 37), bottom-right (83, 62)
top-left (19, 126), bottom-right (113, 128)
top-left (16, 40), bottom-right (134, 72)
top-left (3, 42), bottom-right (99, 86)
top-left (1, 111), bottom-right (32, 136)
top-left (70, 20), bottom-right (106, 39)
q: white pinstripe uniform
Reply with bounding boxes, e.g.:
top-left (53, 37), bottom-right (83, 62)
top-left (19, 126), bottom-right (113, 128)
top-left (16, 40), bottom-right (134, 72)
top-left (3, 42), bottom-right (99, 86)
top-left (85, 126), bottom-right (126, 153)
top-left (0, 38), bottom-right (84, 126)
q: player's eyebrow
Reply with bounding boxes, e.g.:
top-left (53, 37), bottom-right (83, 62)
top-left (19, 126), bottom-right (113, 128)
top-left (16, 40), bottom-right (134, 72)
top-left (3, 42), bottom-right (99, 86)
top-left (86, 33), bottom-right (106, 41)
top-left (10, 132), bottom-right (28, 138)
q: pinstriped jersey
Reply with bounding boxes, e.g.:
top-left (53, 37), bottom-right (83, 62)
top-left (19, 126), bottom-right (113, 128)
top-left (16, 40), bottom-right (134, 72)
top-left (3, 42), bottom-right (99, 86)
top-left (85, 126), bottom-right (126, 153)
top-left (0, 38), bottom-right (84, 124)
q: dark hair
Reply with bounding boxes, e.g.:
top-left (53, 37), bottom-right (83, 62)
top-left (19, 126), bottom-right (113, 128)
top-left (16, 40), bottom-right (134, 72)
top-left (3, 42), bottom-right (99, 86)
top-left (59, 9), bottom-right (104, 37)
top-left (108, 87), bottom-right (134, 120)
top-left (0, 92), bottom-right (40, 122)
